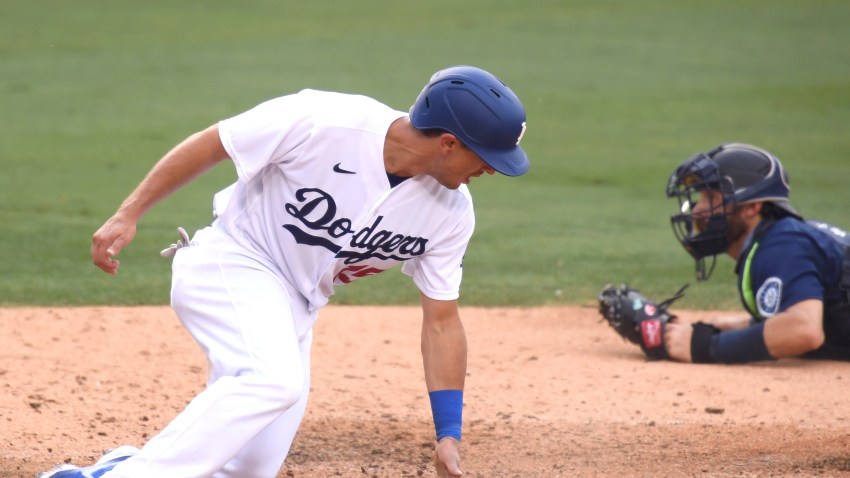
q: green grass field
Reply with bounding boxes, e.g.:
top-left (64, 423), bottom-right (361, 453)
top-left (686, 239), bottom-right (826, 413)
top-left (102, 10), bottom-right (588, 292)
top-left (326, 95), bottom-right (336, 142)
top-left (1, 0), bottom-right (848, 308)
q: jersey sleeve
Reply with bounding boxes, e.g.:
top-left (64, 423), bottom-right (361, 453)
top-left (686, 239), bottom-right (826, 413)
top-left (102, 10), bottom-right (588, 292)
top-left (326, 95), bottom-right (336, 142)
top-left (217, 90), bottom-right (317, 182)
top-left (751, 232), bottom-right (827, 316)
top-left (401, 204), bottom-right (475, 301)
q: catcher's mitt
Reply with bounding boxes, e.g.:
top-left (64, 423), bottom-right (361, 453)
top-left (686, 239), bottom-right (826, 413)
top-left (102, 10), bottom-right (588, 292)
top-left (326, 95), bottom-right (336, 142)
top-left (598, 284), bottom-right (689, 360)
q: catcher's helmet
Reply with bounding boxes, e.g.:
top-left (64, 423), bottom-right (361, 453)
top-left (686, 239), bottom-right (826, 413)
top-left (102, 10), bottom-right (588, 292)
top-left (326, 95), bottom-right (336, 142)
top-left (666, 143), bottom-right (800, 280)
top-left (409, 65), bottom-right (529, 176)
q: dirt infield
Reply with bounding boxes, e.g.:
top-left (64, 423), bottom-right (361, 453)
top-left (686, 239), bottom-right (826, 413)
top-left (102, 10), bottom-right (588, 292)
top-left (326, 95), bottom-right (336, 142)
top-left (2, 305), bottom-right (849, 477)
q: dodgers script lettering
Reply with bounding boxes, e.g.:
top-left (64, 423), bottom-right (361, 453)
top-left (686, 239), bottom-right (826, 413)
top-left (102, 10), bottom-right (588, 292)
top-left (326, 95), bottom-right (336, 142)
top-left (283, 187), bottom-right (428, 264)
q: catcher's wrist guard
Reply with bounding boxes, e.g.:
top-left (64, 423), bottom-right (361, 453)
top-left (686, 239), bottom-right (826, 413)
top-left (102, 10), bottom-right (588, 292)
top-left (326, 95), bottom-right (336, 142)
top-left (690, 322), bottom-right (720, 363)
top-left (598, 284), bottom-right (688, 360)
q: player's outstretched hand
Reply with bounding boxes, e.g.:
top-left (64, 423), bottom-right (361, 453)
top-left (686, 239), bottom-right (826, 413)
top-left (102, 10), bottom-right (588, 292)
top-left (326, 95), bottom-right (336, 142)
top-left (91, 213), bottom-right (138, 275)
top-left (434, 437), bottom-right (462, 477)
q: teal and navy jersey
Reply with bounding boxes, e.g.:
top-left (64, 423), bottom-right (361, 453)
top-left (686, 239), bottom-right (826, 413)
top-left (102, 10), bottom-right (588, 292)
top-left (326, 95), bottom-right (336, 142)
top-left (735, 217), bottom-right (850, 356)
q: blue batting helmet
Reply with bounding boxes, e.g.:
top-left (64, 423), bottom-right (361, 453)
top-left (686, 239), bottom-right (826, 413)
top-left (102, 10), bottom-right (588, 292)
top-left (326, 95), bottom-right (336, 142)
top-left (409, 66), bottom-right (529, 176)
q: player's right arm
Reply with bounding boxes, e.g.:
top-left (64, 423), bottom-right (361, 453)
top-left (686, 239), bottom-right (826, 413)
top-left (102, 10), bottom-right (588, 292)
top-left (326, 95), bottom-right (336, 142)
top-left (91, 124), bottom-right (230, 274)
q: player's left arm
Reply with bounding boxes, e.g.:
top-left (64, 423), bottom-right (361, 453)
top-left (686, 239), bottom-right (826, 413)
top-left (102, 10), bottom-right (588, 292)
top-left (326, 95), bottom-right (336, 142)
top-left (420, 292), bottom-right (466, 478)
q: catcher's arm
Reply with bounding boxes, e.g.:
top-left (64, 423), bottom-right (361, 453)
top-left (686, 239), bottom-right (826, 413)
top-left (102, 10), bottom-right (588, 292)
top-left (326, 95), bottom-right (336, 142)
top-left (671, 299), bottom-right (823, 363)
top-left (669, 314), bottom-right (751, 331)
top-left (712, 316), bottom-right (752, 330)
top-left (763, 299), bottom-right (824, 357)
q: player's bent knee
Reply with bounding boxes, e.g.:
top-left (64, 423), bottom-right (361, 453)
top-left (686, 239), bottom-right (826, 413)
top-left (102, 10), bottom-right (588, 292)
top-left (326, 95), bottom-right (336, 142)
top-left (239, 372), bottom-right (306, 411)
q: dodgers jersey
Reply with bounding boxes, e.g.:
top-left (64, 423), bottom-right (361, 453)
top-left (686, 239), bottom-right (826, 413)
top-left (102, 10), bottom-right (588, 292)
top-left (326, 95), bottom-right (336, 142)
top-left (214, 89), bottom-right (475, 311)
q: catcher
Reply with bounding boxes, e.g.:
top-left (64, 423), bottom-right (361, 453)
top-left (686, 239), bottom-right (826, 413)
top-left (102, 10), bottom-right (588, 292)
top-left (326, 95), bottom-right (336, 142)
top-left (601, 143), bottom-right (850, 363)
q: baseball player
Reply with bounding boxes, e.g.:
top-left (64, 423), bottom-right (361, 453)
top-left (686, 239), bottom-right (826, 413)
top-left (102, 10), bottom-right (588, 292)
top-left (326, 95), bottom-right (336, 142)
top-left (663, 143), bottom-right (850, 363)
top-left (42, 65), bottom-right (529, 478)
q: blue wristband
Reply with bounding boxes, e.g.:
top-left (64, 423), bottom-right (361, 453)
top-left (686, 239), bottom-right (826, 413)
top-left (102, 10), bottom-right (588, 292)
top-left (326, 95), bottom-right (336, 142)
top-left (428, 390), bottom-right (463, 441)
top-left (710, 321), bottom-right (775, 363)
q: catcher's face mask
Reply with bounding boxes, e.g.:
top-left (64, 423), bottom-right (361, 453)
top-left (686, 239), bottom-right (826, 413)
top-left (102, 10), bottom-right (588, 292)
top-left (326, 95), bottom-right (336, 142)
top-left (666, 150), bottom-right (736, 280)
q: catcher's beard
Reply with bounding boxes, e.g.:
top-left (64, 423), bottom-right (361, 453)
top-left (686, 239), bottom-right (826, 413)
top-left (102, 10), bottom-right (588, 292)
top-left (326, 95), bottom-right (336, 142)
top-left (692, 208), bottom-right (748, 281)
top-left (725, 208), bottom-right (750, 247)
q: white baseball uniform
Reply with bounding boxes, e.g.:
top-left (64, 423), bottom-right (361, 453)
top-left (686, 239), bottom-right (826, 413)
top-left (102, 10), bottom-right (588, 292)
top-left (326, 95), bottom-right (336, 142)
top-left (109, 89), bottom-right (475, 478)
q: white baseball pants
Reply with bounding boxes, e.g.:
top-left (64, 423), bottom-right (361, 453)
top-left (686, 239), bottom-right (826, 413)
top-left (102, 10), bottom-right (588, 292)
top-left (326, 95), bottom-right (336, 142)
top-left (109, 227), bottom-right (316, 478)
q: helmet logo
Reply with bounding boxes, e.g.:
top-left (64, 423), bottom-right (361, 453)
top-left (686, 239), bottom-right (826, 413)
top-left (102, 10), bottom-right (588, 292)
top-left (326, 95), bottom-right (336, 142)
top-left (516, 121), bottom-right (527, 145)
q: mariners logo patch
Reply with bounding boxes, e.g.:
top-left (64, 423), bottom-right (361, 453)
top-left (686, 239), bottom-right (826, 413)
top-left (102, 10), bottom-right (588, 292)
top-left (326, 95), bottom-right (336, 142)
top-left (756, 277), bottom-right (783, 318)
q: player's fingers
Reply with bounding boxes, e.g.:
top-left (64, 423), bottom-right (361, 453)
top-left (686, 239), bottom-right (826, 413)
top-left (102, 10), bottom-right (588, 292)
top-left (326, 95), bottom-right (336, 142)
top-left (664, 322), bottom-right (678, 342)
top-left (436, 462), bottom-right (462, 477)
top-left (104, 234), bottom-right (131, 259)
top-left (434, 446), bottom-right (462, 477)
top-left (91, 226), bottom-right (135, 275)
top-left (91, 239), bottom-right (120, 274)
top-left (433, 452), bottom-right (445, 478)
top-left (91, 235), bottom-right (114, 273)
top-left (433, 457), bottom-right (455, 478)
